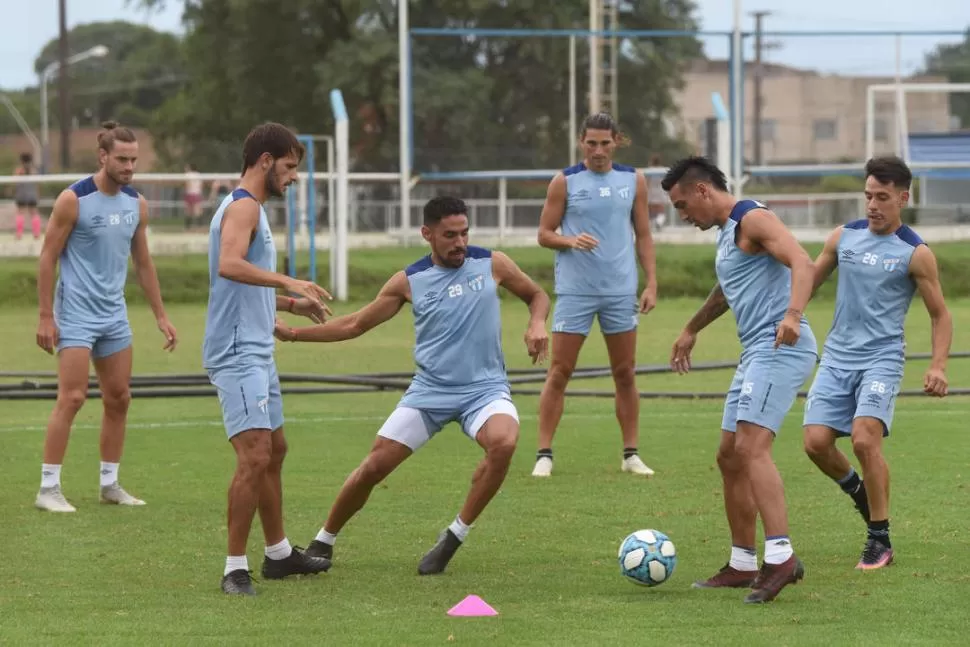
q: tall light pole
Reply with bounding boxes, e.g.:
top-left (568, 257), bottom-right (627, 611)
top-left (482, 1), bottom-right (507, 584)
top-left (40, 44), bottom-right (109, 172)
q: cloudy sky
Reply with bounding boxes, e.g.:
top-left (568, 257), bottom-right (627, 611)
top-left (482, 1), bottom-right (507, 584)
top-left (1, 0), bottom-right (967, 90)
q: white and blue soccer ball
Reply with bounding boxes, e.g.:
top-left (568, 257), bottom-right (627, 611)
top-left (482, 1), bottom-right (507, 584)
top-left (617, 529), bottom-right (677, 587)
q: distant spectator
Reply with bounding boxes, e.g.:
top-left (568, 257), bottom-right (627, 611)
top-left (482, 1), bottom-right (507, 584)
top-left (184, 163), bottom-right (204, 229)
top-left (14, 152), bottom-right (42, 240)
top-left (647, 154), bottom-right (667, 231)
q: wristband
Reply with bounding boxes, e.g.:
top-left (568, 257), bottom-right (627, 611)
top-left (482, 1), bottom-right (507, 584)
top-left (287, 297), bottom-right (295, 312)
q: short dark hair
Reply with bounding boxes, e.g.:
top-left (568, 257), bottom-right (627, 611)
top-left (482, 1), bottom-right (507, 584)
top-left (241, 122), bottom-right (305, 172)
top-left (423, 196), bottom-right (467, 226)
top-left (97, 121), bottom-right (137, 152)
top-left (19, 152), bottom-right (32, 164)
top-left (661, 155), bottom-right (729, 193)
top-left (865, 155), bottom-right (912, 190)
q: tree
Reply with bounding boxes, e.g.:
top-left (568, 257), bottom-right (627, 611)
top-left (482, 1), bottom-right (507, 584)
top-left (924, 29), bottom-right (970, 130)
top-left (131, 1), bottom-right (702, 175)
top-left (33, 21), bottom-right (185, 131)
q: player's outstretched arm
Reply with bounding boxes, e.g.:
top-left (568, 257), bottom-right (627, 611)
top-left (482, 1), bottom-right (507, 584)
top-left (131, 195), bottom-right (177, 351)
top-left (35, 190), bottom-right (78, 354)
top-left (811, 226), bottom-right (843, 297)
top-left (537, 174), bottom-right (595, 251)
top-left (671, 282), bottom-right (727, 374)
top-left (633, 172), bottom-right (658, 313)
top-left (218, 198), bottom-right (331, 305)
top-left (911, 245), bottom-right (952, 397)
top-left (492, 251), bottom-right (550, 364)
top-left (279, 271), bottom-right (409, 343)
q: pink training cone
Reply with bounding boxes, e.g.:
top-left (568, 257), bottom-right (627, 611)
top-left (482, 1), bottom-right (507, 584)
top-left (447, 594), bottom-right (498, 617)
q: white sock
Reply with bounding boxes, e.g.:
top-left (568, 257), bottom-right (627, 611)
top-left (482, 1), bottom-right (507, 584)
top-left (100, 462), bottom-right (119, 487)
top-left (315, 528), bottom-right (337, 545)
top-left (41, 464), bottom-right (61, 489)
top-left (225, 555), bottom-right (249, 576)
top-left (764, 536), bottom-right (794, 565)
top-left (264, 537), bottom-right (292, 561)
top-left (448, 515), bottom-right (471, 543)
top-left (729, 545), bottom-right (758, 571)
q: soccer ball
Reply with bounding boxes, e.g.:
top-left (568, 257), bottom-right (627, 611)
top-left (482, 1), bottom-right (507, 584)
top-left (617, 529), bottom-right (677, 587)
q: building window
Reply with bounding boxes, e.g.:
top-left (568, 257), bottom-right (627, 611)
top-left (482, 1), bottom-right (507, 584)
top-left (813, 119), bottom-right (837, 141)
top-left (759, 119), bottom-right (777, 142)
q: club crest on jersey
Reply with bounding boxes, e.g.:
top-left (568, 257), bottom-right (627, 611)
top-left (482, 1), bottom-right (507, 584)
top-left (466, 273), bottom-right (485, 292)
top-left (618, 186), bottom-right (630, 199)
top-left (882, 257), bottom-right (901, 272)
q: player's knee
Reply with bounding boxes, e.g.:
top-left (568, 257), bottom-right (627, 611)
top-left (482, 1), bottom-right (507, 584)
top-left (102, 387), bottom-right (131, 414)
top-left (803, 429), bottom-right (833, 460)
top-left (239, 446), bottom-right (272, 477)
top-left (268, 435), bottom-right (288, 471)
top-left (716, 445), bottom-right (742, 473)
top-left (56, 388), bottom-right (87, 414)
top-left (610, 361), bottom-right (636, 389)
top-left (356, 454), bottom-right (394, 486)
top-left (485, 428), bottom-right (518, 465)
top-left (851, 431), bottom-right (881, 461)
top-left (546, 361), bottom-right (574, 389)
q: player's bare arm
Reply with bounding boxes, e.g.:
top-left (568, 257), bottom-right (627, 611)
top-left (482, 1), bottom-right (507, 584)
top-left (131, 195), bottom-right (177, 351)
top-left (670, 283), bottom-right (728, 374)
top-left (537, 174), bottom-right (597, 251)
top-left (741, 209), bottom-right (814, 347)
top-left (218, 198), bottom-right (331, 304)
top-left (276, 293), bottom-right (328, 323)
top-left (910, 244), bottom-right (952, 397)
top-left (35, 189), bottom-right (79, 354)
top-left (633, 172), bottom-right (658, 313)
top-left (811, 226), bottom-right (843, 297)
top-left (279, 271), bottom-right (410, 342)
top-left (492, 250), bottom-right (550, 364)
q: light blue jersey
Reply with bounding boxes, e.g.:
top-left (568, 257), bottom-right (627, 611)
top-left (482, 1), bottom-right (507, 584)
top-left (820, 220), bottom-right (923, 371)
top-left (202, 189), bottom-right (277, 370)
top-left (555, 162), bottom-right (639, 296)
top-left (400, 246), bottom-right (509, 409)
top-left (54, 176), bottom-right (140, 327)
top-left (715, 199), bottom-right (816, 356)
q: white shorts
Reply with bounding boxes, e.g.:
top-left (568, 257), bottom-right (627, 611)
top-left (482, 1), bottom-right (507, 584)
top-left (377, 397), bottom-right (519, 451)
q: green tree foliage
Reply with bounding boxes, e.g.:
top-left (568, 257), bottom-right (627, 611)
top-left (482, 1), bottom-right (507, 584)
top-left (33, 21), bottom-right (185, 130)
top-left (132, 0), bottom-right (702, 173)
top-left (923, 29), bottom-right (970, 130)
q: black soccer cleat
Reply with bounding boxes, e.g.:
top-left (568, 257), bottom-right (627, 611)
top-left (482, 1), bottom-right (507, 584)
top-left (305, 539), bottom-right (333, 561)
top-left (221, 569), bottom-right (257, 596)
top-left (260, 545), bottom-right (332, 580)
top-left (417, 529), bottom-right (463, 576)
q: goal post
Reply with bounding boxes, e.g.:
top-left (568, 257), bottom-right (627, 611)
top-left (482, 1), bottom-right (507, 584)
top-left (866, 82), bottom-right (970, 162)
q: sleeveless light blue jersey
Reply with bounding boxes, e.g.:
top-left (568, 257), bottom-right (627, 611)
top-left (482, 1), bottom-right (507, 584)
top-left (55, 176), bottom-right (140, 325)
top-left (715, 199), bottom-right (817, 355)
top-left (202, 189), bottom-right (277, 369)
top-left (402, 247), bottom-right (509, 406)
top-left (555, 162), bottom-right (639, 296)
top-left (821, 220), bottom-right (923, 370)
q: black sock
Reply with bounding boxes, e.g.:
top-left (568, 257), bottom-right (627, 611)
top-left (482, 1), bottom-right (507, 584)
top-left (867, 519), bottom-right (891, 548)
top-left (536, 449), bottom-right (553, 461)
top-left (623, 447), bottom-right (638, 460)
top-left (838, 469), bottom-right (863, 495)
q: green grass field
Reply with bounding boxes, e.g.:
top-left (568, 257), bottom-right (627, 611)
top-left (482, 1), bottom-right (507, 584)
top-left (1, 297), bottom-right (968, 646)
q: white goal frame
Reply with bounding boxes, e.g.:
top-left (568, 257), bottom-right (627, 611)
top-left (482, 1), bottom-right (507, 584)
top-left (866, 82), bottom-right (970, 163)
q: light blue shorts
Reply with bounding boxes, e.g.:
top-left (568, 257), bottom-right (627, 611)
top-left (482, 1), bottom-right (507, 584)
top-left (383, 389), bottom-right (519, 451)
top-left (721, 348), bottom-right (817, 435)
top-left (56, 318), bottom-right (132, 359)
top-left (207, 362), bottom-right (284, 439)
top-left (552, 294), bottom-right (638, 336)
top-left (803, 364), bottom-right (901, 437)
